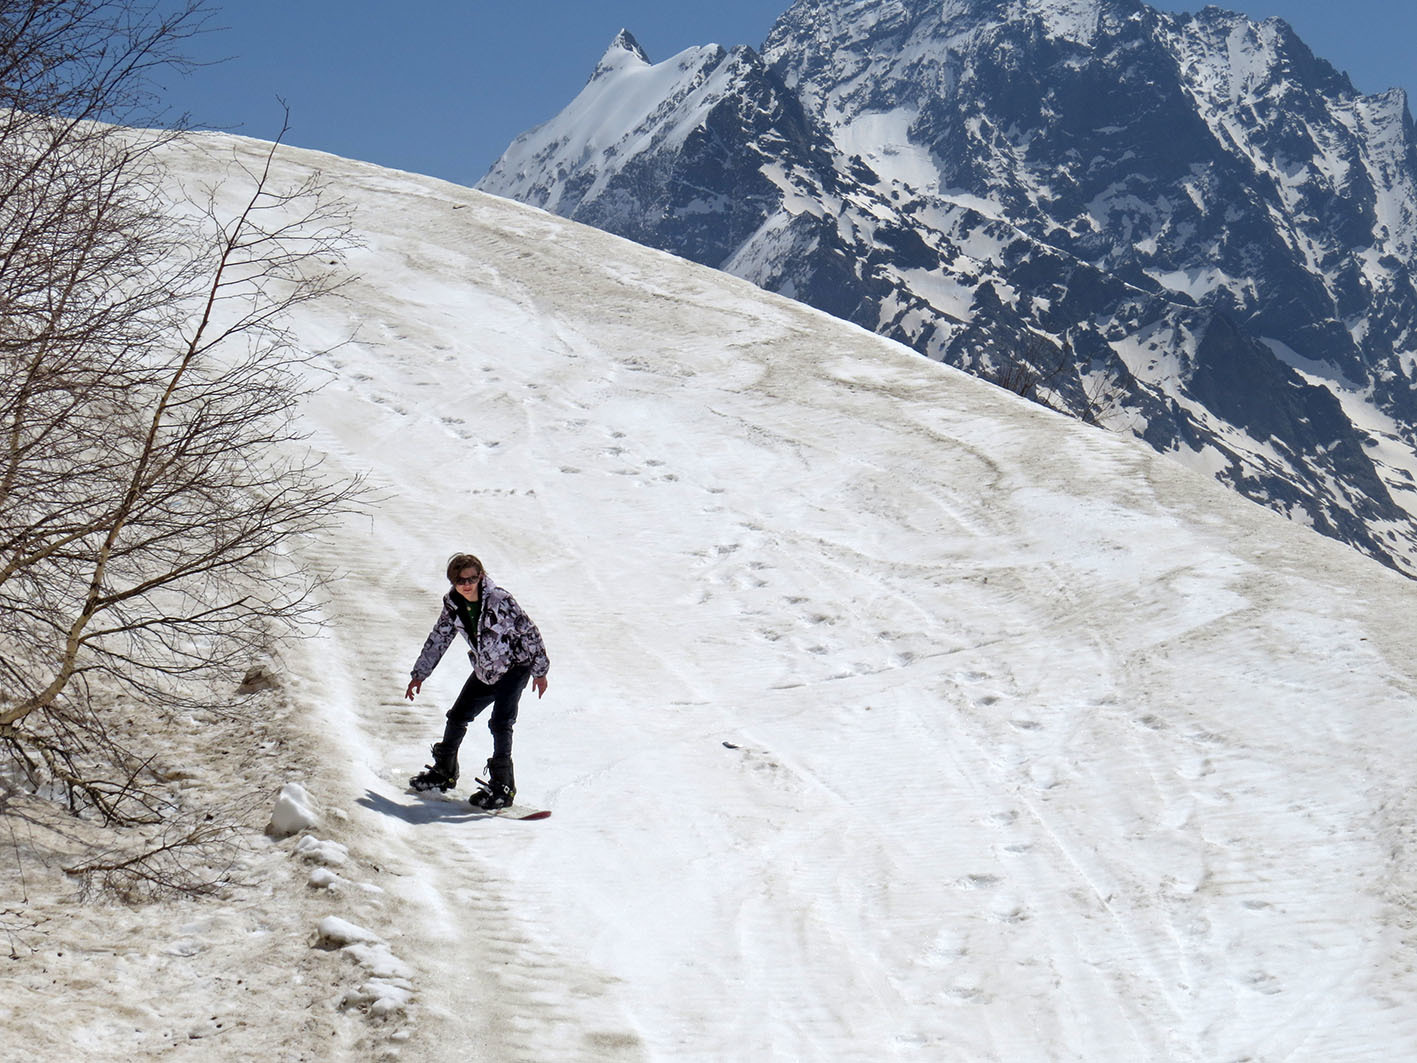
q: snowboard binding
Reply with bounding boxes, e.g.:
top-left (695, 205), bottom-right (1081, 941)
top-left (409, 742), bottom-right (460, 792)
top-left (469, 756), bottom-right (516, 810)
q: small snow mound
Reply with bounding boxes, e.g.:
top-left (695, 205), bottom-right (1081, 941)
top-left (293, 835), bottom-right (348, 866)
top-left (341, 978), bottom-right (413, 1017)
top-left (308, 866), bottom-right (343, 889)
top-left (314, 919), bottom-right (415, 1018)
top-left (266, 781), bottom-right (319, 837)
top-left (345, 942), bottom-right (415, 980)
top-left (315, 915), bottom-right (382, 948)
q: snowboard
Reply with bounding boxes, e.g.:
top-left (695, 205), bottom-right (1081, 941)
top-left (404, 774), bottom-right (550, 820)
top-left (477, 804), bottom-right (551, 821)
top-left (468, 778), bottom-right (552, 820)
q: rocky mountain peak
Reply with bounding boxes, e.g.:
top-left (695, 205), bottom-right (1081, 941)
top-left (591, 28), bottom-right (652, 79)
top-left (480, 0), bottom-right (1417, 577)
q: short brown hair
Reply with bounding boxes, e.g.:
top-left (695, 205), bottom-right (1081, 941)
top-left (446, 552), bottom-right (484, 584)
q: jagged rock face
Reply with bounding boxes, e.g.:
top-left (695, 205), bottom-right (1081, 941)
top-left (480, 1), bottom-right (1417, 575)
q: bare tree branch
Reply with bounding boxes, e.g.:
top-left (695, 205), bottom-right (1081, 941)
top-left (0, 4), bottom-right (362, 851)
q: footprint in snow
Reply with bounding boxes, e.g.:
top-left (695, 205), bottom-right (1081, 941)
top-left (960, 873), bottom-right (1002, 890)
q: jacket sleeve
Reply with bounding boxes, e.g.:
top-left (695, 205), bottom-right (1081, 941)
top-left (410, 599), bottom-right (458, 681)
top-left (506, 594), bottom-right (550, 678)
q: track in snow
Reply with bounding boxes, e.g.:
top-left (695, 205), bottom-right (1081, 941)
top-left (163, 134), bottom-right (1417, 1061)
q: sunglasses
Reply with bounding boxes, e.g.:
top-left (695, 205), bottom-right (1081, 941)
top-left (452, 574), bottom-right (481, 586)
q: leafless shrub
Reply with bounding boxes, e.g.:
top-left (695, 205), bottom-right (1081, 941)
top-left (983, 333), bottom-right (1074, 405)
top-left (974, 331), bottom-right (1130, 429)
top-left (0, 905), bottom-right (47, 956)
top-left (62, 803), bottom-right (250, 900)
top-left (0, 2), bottom-right (361, 853)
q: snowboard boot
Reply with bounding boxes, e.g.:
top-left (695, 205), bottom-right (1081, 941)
top-left (469, 756), bottom-right (515, 810)
top-left (409, 742), bottom-right (460, 792)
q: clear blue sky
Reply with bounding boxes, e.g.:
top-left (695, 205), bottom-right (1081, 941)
top-left (155, 1), bottom-right (1416, 189)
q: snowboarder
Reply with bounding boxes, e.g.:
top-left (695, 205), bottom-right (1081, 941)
top-left (405, 552), bottom-right (549, 809)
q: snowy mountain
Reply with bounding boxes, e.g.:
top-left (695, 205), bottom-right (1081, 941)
top-left (479, 0), bottom-right (1417, 577)
top-left (17, 130), bottom-right (1417, 1061)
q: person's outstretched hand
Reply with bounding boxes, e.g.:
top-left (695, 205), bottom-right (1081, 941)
top-left (405, 678), bottom-right (421, 701)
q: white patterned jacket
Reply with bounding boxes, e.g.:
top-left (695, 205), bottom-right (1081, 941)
top-left (410, 575), bottom-right (550, 684)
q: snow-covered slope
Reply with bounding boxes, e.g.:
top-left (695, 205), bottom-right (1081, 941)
top-left (480, 0), bottom-right (1417, 581)
top-left (120, 133), bottom-right (1417, 1061)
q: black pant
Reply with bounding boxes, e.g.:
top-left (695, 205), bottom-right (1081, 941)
top-left (440, 665), bottom-right (529, 763)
